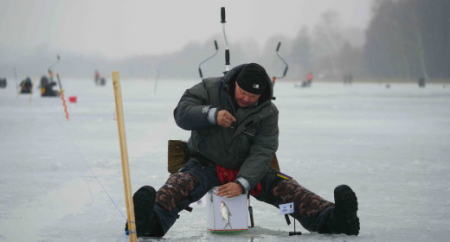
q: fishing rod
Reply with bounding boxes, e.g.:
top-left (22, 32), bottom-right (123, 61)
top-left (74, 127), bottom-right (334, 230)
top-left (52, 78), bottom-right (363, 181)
top-left (272, 42), bottom-right (288, 85)
top-left (221, 7), bottom-right (231, 73)
top-left (47, 55), bottom-right (61, 86)
top-left (54, 56), bottom-right (69, 120)
top-left (57, 74), bottom-right (70, 120)
top-left (49, 55), bottom-right (61, 70)
top-left (198, 40), bottom-right (218, 79)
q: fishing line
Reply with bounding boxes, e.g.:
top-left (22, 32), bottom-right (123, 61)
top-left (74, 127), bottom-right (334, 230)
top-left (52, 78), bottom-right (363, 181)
top-left (118, 229), bottom-right (137, 242)
top-left (53, 120), bottom-right (136, 236)
top-left (61, 128), bottom-right (127, 220)
top-left (52, 119), bottom-right (139, 240)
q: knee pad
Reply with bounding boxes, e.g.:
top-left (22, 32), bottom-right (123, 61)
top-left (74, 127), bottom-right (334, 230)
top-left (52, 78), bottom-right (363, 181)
top-left (155, 173), bottom-right (199, 211)
top-left (271, 179), bottom-right (333, 218)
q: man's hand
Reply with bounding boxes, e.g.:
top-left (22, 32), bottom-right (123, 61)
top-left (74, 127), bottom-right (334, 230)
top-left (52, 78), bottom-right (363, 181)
top-left (216, 110), bottom-right (236, 128)
top-left (217, 182), bottom-right (243, 198)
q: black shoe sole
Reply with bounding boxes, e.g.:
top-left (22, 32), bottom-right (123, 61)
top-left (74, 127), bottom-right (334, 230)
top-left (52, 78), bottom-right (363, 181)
top-left (129, 185), bottom-right (157, 237)
top-left (334, 184), bottom-right (360, 235)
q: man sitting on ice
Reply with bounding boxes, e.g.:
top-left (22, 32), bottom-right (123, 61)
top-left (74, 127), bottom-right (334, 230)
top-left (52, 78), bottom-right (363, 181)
top-left (128, 63), bottom-right (360, 237)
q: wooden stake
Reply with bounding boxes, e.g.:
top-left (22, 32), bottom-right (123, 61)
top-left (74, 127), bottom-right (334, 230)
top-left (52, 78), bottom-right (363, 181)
top-left (112, 71), bottom-right (137, 242)
top-left (16, 79), bottom-right (26, 98)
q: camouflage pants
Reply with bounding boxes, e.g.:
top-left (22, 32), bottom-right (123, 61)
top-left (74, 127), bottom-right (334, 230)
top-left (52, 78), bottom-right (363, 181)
top-left (253, 169), bottom-right (334, 232)
top-left (152, 163), bottom-right (222, 235)
top-left (153, 163), bottom-right (334, 235)
top-left (155, 172), bottom-right (199, 211)
top-left (270, 179), bottom-right (334, 218)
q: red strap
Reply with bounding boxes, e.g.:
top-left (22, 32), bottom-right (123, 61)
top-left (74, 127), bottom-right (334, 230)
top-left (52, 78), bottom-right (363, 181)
top-left (215, 165), bottom-right (261, 196)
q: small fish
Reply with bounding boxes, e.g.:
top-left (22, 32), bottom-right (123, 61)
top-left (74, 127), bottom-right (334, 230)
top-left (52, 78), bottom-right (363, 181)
top-left (220, 201), bottom-right (232, 229)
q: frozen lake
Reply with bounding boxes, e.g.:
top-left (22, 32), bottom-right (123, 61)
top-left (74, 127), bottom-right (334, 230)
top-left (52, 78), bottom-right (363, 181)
top-left (1, 77), bottom-right (449, 241)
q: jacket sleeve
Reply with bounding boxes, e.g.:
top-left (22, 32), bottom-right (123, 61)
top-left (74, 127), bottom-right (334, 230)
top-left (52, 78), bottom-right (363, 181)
top-left (173, 82), bottom-right (218, 130)
top-left (238, 105), bottom-right (279, 189)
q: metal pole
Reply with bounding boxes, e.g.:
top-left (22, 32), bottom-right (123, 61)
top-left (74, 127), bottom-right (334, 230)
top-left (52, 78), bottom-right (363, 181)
top-left (221, 7), bottom-right (231, 73)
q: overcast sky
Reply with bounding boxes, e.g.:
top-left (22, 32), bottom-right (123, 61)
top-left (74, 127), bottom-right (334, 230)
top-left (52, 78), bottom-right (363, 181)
top-left (1, 0), bottom-right (373, 60)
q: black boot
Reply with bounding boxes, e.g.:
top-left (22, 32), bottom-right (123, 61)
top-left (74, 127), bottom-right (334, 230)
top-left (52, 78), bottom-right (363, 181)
top-left (325, 184), bottom-right (360, 235)
top-left (125, 185), bottom-right (163, 237)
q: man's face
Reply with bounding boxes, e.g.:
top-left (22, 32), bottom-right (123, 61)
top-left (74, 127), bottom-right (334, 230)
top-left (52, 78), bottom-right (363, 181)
top-left (234, 81), bottom-right (261, 107)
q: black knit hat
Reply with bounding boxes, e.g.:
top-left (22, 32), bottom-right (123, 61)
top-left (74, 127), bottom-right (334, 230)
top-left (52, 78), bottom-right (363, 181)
top-left (236, 63), bottom-right (269, 95)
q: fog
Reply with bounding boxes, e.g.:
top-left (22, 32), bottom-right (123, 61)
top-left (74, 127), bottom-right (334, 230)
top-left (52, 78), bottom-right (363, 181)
top-left (0, 0), bottom-right (373, 80)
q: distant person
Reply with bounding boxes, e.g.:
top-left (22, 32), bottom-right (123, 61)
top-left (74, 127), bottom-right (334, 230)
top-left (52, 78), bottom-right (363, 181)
top-left (95, 70), bottom-right (100, 85)
top-left (99, 76), bottom-right (106, 86)
top-left (48, 69), bottom-right (55, 83)
top-left (418, 77), bottom-right (425, 88)
top-left (19, 77), bottom-right (32, 93)
top-left (127, 63), bottom-right (360, 238)
top-left (0, 78), bottom-right (6, 88)
top-left (299, 72), bottom-right (313, 88)
top-left (307, 72), bottom-right (313, 85)
top-left (343, 73), bottom-right (353, 85)
top-left (40, 75), bottom-right (59, 97)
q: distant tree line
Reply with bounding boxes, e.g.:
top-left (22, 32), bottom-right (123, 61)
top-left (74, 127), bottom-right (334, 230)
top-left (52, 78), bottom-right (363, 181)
top-left (0, 10), bottom-right (367, 81)
top-left (364, 0), bottom-right (450, 80)
top-left (4, 0), bottom-right (448, 82)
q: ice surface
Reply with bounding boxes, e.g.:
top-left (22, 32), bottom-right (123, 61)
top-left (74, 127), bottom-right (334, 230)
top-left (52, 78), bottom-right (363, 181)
top-left (1, 78), bottom-right (449, 241)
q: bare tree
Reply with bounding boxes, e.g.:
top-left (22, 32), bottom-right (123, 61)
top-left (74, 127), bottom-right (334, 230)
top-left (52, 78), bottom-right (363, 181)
top-left (313, 11), bottom-right (345, 78)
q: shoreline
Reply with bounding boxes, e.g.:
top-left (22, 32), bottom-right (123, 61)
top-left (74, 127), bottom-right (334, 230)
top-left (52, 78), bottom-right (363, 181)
top-left (277, 78), bottom-right (450, 84)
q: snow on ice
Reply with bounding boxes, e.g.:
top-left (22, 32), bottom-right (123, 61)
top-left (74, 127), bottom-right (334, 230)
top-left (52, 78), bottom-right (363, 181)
top-left (1, 78), bottom-right (449, 241)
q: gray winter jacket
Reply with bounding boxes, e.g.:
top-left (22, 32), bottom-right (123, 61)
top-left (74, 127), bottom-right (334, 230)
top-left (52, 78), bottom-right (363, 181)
top-left (173, 64), bottom-right (279, 191)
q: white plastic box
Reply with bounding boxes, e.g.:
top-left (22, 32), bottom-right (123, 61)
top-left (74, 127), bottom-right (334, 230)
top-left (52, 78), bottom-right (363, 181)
top-left (206, 187), bottom-right (248, 231)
